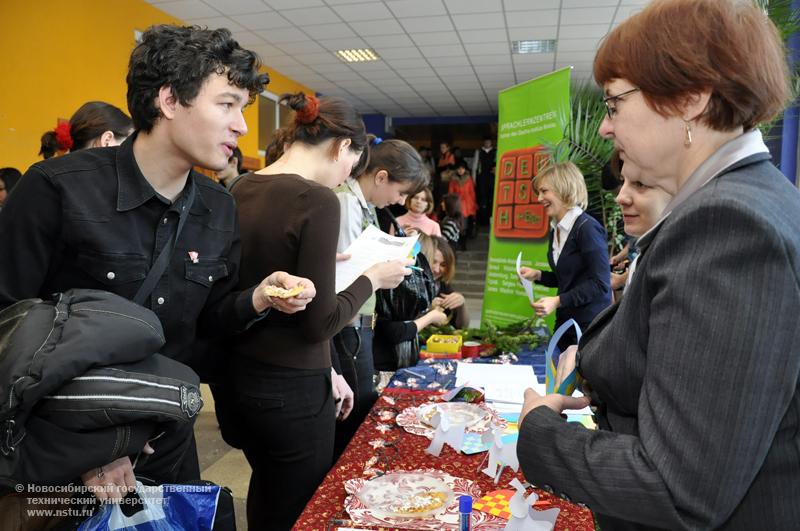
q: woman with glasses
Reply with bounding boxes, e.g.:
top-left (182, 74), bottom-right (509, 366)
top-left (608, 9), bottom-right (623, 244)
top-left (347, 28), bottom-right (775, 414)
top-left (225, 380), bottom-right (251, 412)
top-left (516, 0), bottom-right (800, 529)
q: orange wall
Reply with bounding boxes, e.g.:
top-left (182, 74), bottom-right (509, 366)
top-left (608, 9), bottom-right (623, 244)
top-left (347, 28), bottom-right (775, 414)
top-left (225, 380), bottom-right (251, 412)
top-left (0, 0), bottom-right (312, 173)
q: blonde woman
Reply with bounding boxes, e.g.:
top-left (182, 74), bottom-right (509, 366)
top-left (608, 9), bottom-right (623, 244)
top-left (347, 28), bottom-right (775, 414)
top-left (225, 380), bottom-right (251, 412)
top-left (519, 161), bottom-right (611, 350)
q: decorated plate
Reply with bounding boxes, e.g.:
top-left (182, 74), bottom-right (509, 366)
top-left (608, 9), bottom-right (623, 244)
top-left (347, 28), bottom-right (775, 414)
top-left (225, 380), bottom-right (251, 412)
top-left (397, 401), bottom-right (506, 438)
top-left (345, 469), bottom-right (507, 530)
top-left (417, 402), bottom-right (490, 428)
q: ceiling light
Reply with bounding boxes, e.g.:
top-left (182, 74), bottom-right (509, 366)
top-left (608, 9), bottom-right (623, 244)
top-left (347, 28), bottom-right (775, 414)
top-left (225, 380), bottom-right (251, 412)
top-left (336, 48), bottom-right (381, 63)
top-left (512, 40), bottom-right (556, 54)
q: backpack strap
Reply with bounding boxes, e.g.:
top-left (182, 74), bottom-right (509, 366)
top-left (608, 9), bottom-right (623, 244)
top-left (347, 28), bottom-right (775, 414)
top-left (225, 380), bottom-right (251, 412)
top-left (133, 181), bottom-right (196, 306)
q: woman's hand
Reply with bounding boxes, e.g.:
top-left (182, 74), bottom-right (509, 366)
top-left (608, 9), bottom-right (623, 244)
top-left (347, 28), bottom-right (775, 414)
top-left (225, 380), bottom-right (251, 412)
top-left (518, 267), bottom-right (541, 281)
top-left (330, 368), bottom-right (354, 420)
top-left (81, 456), bottom-right (136, 503)
top-left (519, 388), bottom-right (590, 424)
top-left (427, 308), bottom-right (449, 326)
top-left (532, 295), bottom-right (560, 316)
top-left (414, 308), bottom-right (448, 331)
top-left (611, 271), bottom-right (628, 291)
top-left (253, 272), bottom-right (316, 314)
top-left (363, 259), bottom-right (414, 290)
top-left (433, 292), bottom-right (465, 310)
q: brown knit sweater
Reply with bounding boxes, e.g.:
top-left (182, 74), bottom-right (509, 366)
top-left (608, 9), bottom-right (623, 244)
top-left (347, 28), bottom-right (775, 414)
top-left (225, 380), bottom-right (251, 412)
top-left (232, 172), bottom-right (373, 369)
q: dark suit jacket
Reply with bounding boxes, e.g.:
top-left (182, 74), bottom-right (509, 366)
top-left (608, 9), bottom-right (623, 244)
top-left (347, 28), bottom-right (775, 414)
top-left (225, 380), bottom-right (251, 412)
top-left (517, 153), bottom-right (800, 530)
top-left (538, 211), bottom-right (611, 329)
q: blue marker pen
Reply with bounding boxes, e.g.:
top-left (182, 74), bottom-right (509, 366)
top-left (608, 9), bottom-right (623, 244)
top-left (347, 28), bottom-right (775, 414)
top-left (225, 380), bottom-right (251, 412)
top-left (459, 495), bottom-right (472, 530)
top-left (407, 265), bottom-right (424, 272)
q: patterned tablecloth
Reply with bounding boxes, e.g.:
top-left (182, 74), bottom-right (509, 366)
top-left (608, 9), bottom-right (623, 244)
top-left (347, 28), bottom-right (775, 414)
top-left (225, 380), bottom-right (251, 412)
top-left (293, 387), bottom-right (595, 531)
top-left (387, 345), bottom-right (548, 392)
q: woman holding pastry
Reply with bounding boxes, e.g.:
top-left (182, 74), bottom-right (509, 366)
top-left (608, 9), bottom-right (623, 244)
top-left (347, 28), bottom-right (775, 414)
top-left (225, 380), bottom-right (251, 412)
top-left (229, 92), bottom-right (412, 530)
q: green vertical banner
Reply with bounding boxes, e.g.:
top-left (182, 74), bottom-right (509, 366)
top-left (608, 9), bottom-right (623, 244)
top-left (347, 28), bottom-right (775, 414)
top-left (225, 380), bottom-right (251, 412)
top-left (481, 68), bottom-right (571, 327)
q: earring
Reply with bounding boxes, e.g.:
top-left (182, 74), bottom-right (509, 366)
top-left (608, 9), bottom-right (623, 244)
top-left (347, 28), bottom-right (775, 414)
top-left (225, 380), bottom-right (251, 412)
top-left (684, 121), bottom-right (692, 148)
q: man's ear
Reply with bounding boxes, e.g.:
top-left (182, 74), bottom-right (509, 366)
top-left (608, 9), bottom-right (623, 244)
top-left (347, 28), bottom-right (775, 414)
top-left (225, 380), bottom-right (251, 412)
top-left (156, 86), bottom-right (179, 120)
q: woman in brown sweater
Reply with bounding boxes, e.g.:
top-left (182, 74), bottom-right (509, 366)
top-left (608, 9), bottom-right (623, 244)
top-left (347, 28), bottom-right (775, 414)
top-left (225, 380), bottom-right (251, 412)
top-left (229, 93), bottom-right (410, 530)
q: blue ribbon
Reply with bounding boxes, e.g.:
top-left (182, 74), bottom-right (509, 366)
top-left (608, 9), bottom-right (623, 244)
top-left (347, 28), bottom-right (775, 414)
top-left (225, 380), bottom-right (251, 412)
top-left (545, 319), bottom-right (582, 395)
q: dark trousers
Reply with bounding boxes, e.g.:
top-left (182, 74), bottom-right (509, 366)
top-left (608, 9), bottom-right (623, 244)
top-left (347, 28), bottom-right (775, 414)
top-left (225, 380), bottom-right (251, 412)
top-left (332, 327), bottom-right (378, 460)
top-left (232, 360), bottom-right (334, 531)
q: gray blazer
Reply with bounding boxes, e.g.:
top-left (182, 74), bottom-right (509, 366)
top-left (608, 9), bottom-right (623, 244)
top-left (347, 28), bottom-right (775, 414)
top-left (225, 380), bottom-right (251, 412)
top-left (517, 153), bottom-right (800, 530)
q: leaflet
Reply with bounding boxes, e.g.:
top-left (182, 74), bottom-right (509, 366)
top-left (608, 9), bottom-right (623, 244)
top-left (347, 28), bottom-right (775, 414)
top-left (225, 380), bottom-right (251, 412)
top-left (335, 225), bottom-right (418, 293)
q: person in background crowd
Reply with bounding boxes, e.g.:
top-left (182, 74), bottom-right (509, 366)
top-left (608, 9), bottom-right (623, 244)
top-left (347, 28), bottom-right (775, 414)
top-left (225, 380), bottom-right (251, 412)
top-left (440, 193), bottom-right (465, 251)
top-left (332, 136), bottom-right (429, 458)
top-left (473, 136), bottom-right (497, 225)
top-left (448, 160), bottom-right (477, 238)
top-left (38, 101), bottom-right (134, 158)
top-left (38, 124), bottom-right (70, 159)
top-left (373, 231), bottom-right (446, 371)
top-left (0, 24), bottom-right (314, 502)
top-left (517, 1), bottom-right (800, 528)
top-left (519, 161), bottom-right (611, 352)
top-left (0, 168), bottom-right (22, 209)
top-left (217, 146), bottom-right (243, 188)
top-left (434, 141), bottom-right (455, 208)
top-left (229, 92), bottom-right (412, 530)
top-left (394, 187), bottom-right (441, 237)
top-left (429, 236), bottom-right (469, 329)
top-left (419, 146), bottom-right (435, 177)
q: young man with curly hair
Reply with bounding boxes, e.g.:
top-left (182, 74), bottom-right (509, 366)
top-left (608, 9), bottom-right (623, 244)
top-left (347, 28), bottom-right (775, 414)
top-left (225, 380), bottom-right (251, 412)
top-left (0, 25), bottom-right (315, 500)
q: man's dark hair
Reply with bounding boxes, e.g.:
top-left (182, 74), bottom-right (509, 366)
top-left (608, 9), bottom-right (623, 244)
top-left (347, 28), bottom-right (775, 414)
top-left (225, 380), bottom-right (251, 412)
top-left (127, 25), bottom-right (269, 133)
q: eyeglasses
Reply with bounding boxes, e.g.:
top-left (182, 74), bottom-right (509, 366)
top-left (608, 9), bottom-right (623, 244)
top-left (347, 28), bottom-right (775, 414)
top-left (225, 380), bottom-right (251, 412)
top-left (603, 88), bottom-right (640, 119)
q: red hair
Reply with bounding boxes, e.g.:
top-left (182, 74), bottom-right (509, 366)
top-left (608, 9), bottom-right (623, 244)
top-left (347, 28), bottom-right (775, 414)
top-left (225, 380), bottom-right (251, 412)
top-left (594, 0), bottom-right (790, 131)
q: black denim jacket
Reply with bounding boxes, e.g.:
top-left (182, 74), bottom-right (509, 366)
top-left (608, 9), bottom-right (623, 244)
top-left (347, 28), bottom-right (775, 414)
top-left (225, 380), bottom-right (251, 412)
top-left (0, 135), bottom-right (260, 362)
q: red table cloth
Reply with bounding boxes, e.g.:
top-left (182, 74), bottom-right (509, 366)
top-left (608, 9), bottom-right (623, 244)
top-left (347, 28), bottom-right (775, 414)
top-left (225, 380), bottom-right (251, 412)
top-left (293, 389), bottom-right (595, 530)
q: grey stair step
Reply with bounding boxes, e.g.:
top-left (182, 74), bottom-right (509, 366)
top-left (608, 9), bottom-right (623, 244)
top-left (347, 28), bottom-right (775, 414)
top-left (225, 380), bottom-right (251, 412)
top-left (456, 270), bottom-right (487, 281)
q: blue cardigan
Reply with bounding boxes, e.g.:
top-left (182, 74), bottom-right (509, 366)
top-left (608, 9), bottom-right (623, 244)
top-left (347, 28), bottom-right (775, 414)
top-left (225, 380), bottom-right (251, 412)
top-left (537, 212), bottom-right (611, 329)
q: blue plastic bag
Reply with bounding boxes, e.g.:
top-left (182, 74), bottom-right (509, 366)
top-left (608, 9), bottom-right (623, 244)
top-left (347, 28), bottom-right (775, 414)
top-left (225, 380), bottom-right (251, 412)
top-left (545, 319), bottom-right (582, 395)
top-left (78, 481), bottom-right (221, 531)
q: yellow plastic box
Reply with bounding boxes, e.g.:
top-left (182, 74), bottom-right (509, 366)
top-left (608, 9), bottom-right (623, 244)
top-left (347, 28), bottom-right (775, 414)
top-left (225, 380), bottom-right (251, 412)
top-left (425, 334), bottom-right (463, 354)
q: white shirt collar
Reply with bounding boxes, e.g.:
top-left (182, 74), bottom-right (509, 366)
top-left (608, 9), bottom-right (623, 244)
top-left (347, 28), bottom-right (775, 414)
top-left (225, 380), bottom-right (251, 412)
top-left (345, 176), bottom-right (373, 209)
top-left (551, 206), bottom-right (583, 233)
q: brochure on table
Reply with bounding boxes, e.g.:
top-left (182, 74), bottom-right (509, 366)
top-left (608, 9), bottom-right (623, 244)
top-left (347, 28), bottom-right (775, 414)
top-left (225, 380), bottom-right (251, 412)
top-left (455, 362), bottom-right (590, 415)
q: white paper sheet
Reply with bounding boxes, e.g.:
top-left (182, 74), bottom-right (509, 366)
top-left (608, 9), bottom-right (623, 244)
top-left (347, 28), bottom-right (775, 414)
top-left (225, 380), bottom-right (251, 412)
top-left (455, 363), bottom-right (539, 405)
top-left (456, 362), bottom-right (591, 415)
top-left (516, 252), bottom-right (536, 305)
top-left (334, 225), bottom-right (418, 293)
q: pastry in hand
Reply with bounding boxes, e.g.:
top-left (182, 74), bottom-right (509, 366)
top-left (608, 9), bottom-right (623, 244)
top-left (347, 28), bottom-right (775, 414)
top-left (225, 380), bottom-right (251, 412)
top-left (262, 284), bottom-right (305, 298)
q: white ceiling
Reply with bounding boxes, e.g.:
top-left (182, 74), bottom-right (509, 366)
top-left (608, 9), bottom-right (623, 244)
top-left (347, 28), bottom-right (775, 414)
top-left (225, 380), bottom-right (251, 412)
top-left (146, 0), bottom-right (650, 118)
